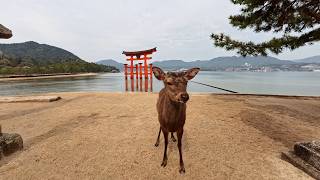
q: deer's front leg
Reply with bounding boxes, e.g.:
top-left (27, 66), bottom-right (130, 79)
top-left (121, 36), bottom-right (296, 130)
top-left (161, 128), bottom-right (168, 167)
top-left (177, 128), bottom-right (185, 173)
top-left (155, 127), bottom-right (161, 147)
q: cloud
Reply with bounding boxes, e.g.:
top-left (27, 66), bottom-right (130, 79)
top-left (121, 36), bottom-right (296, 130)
top-left (0, 0), bottom-right (319, 62)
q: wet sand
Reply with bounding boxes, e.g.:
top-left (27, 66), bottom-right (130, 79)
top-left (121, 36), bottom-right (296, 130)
top-left (0, 92), bottom-right (319, 179)
top-left (0, 73), bottom-right (98, 82)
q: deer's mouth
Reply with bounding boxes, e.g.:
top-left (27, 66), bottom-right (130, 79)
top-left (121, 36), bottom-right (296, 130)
top-left (177, 99), bottom-right (188, 104)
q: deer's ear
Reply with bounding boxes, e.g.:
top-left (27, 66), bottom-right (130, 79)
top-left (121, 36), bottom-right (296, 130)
top-left (152, 67), bottom-right (165, 80)
top-left (185, 68), bottom-right (200, 80)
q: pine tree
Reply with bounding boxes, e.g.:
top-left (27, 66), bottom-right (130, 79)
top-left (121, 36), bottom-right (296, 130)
top-left (211, 0), bottom-right (320, 56)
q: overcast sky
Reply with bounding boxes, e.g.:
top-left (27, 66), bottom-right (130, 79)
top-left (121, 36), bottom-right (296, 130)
top-left (1, 0), bottom-right (319, 63)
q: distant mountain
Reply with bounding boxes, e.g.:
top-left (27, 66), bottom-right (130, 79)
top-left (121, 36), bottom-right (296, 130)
top-left (153, 60), bottom-right (187, 69)
top-left (292, 55), bottom-right (320, 63)
top-left (0, 41), bottom-right (82, 66)
top-left (153, 56), bottom-right (295, 71)
top-left (96, 55), bottom-right (320, 72)
top-left (0, 41), bottom-right (119, 74)
top-left (96, 59), bottom-right (123, 71)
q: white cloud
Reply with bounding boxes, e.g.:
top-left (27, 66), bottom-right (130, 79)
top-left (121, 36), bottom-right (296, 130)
top-left (0, 0), bottom-right (319, 62)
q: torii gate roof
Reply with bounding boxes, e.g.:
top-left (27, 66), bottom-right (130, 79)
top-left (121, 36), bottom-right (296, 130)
top-left (122, 47), bottom-right (157, 56)
top-left (0, 24), bottom-right (12, 39)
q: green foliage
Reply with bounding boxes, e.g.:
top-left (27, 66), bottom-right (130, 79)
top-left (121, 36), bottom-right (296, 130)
top-left (211, 0), bottom-right (320, 56)
top-left (0, 62), bottom-right (119, 75)
top-left (0, 41), bottom-right (81, 66)
top-left (0, 41), bottom-right (119, 75)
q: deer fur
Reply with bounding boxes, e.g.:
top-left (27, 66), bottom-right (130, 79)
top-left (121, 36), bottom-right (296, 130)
top-left (152, 66), bottom-right (200, 174)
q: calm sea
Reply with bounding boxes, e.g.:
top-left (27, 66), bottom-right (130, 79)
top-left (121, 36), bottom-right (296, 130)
top-left (0, 71), bottom-right (320, 96)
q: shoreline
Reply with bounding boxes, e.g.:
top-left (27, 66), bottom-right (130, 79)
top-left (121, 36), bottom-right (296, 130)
top-left (1, 92), bottom-right (320, 102)
top-left (0, 73), bottom-right (98, 82)
top-left (1, 91), bottom-right (320, 99)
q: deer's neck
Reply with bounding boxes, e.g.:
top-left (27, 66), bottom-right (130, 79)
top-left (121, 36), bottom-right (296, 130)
top-left (162, 91), bottom-right (186, 119)
top-left (158, 89), bottom-right (186, 131)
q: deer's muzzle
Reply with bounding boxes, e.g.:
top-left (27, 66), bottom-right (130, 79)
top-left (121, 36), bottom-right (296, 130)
top-left (178, 92), bottom-right (189, 103)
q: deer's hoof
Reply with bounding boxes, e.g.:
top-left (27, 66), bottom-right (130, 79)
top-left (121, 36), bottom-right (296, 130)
top-left (179, 167), bottom-right (185, 174)
top-left (154, 142), bottom-right (159, 147)
top-left (161, 160), bottom-right (167, 167)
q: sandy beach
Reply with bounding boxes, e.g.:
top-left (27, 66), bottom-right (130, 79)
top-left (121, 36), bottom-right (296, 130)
top-left (0, 73), bottom-right (98, 82)
top-left (0, 92), bottom-right (319, 179)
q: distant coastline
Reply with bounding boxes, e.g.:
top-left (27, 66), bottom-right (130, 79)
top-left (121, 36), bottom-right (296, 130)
top-left (0, 73), bottom-right (98, 82)
top-left (97, 55), bottom-right (320, 72)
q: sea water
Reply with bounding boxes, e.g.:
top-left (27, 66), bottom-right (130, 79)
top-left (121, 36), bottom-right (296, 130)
top-left (0, 71), bottom-right (320, 96)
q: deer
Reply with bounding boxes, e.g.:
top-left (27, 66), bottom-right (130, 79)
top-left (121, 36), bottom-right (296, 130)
top-left (152, 66), bottom-right (200, 174)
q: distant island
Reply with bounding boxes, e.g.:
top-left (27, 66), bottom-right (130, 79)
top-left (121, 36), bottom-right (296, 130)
top-left (0, 41), bottom-right (119, 76)
top-left (97, 55), bottom-right (320, 72)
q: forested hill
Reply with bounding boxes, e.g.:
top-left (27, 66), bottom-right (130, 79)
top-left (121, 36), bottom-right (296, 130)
top-left (0, 41), bottom-right (81, 66)
top-left (0, 41), bottom-right (119, 75)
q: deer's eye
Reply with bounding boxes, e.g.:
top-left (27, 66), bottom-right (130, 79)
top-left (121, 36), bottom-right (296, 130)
top-left (167, 82), bottom-right (173, 86)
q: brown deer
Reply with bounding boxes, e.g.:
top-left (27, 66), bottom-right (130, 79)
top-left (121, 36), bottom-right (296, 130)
top-left (152, 66), bottom-right (200, 174)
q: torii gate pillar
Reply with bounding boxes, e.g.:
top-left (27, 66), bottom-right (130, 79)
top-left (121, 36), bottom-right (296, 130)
top-left (122, 48), bottom-right (157, 80)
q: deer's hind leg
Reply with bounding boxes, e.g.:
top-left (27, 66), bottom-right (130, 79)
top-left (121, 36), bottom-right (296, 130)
top-left (154, 126), bottom-right (161, 147)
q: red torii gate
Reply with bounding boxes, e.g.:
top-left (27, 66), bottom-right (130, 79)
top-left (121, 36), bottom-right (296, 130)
top-left (123, 47), bottom-right (157, 80)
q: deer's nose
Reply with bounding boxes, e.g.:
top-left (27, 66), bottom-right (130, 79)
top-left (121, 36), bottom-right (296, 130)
top-left (180, 93), bottom-right (189, 102)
